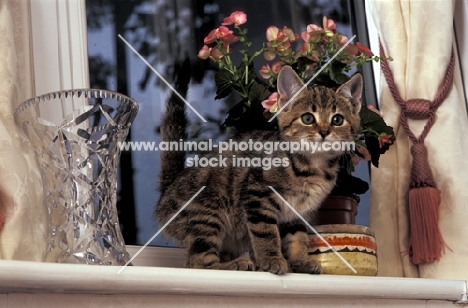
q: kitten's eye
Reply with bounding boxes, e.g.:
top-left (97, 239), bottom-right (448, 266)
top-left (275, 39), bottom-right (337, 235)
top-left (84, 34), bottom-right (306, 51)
top-left (301, 113), bottom-right (316, 125)
top-left (331, 114), bottom-right (344, 126)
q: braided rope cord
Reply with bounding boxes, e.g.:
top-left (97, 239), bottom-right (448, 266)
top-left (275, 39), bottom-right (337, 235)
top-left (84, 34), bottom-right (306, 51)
top-left (379, 43), bottom-right (455, 143)
top-left (379, 43), bottom-right (455, 188)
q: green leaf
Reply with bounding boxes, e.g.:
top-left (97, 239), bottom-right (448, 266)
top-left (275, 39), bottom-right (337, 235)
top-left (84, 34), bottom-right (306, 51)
top-left (214, 69), bottom-right (234, 100)
top-left (248, 80), bottom-right (271, 104)
top-left (364, 137), bottom-right (381, 167)
top-left (359, 106), bottom-right (395, 138)
top-left (294, 56), bottom-right (315, 73)
top-left (225, 100), bottom-right (248, 123)
top-left (309, 72), bottom-right (339, 88)
top-left (330, 160), bottom-right (370, 195)
top-left (329, 61), bottom-right (350, 85)
top-left (358, 105), bottom-right (396, 166)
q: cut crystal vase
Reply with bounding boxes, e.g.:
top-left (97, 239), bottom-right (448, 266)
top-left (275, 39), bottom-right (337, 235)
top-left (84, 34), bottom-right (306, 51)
top-left (14, 89), bottom-right (138, 265)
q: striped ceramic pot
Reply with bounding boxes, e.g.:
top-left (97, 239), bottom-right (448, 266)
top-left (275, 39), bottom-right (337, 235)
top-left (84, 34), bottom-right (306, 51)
top-left (308, 224), bottom-right (377, 276)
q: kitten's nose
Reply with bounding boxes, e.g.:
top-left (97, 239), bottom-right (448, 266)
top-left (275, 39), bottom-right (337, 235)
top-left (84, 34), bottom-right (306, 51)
top-left (319, 130), bottom-right (330, 139)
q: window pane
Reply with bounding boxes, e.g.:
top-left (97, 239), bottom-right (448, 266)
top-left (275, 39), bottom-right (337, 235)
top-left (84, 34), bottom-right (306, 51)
top-left (86, 0), bottom-right (368, 247)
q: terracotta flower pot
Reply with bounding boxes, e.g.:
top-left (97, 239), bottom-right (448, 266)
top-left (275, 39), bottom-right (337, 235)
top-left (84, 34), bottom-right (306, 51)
top-left (315, 195), bottom-right (359, 225)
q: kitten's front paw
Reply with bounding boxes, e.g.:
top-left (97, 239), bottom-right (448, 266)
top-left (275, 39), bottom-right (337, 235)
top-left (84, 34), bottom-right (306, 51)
top-left (289, 258), bottom-right (322, 274)
top-left (256, 256), bottom-right (288, 275)
top-left (219, 258), bottom-right (255, 271)
top-left (233, 258), bottom-right (255, 271)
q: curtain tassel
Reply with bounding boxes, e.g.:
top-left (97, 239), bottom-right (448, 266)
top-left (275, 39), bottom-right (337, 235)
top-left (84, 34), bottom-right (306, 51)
top-left (407, 144), bottom-right (445, 264)
top-left (380, 42), bottom-right (455, 265)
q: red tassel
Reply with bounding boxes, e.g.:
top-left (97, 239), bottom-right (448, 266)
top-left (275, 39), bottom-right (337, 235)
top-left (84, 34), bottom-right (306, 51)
top-left (408, 186), bottom-right (445, 265)
top-left (380, 45), bottom-right (455, 266)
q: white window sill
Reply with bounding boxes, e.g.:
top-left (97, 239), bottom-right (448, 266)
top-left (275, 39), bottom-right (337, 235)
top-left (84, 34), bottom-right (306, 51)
top-left (0, 246), bottom-right (466, 308)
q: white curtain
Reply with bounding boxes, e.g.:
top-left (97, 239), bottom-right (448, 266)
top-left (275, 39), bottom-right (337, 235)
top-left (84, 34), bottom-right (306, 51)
top-left (0, 0), bottom-right (48, 260)
top-left (369, 0), bottom-right (468, 278)
top-left (0, 0), bottom-right (89, 261)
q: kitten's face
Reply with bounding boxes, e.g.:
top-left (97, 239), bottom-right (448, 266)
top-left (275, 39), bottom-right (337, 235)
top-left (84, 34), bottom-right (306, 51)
top-left (275, 66), bottom-right (362, 154)
top-left (277, 86), bottom-right (360, 144)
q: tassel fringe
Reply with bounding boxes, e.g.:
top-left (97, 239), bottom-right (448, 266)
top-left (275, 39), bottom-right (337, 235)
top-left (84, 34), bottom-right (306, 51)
top-left (408, 186), bottom-right (445, 265)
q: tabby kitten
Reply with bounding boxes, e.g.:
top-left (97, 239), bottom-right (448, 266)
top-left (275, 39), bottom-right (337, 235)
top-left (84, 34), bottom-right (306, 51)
top-left (156, 64), bottom-right (362, 274)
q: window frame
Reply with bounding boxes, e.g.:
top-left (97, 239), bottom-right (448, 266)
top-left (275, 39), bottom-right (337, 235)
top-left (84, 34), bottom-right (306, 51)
top-left (81, 0), bottom-right (377, 260)
top-left (29, 0), bottom-right (381, 267)
top-left (31, 0), bottom-right (89, 95)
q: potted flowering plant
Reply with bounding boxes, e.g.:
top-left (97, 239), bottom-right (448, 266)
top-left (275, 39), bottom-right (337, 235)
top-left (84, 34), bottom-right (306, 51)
top-left (198, 11), bottom-right (395, 224)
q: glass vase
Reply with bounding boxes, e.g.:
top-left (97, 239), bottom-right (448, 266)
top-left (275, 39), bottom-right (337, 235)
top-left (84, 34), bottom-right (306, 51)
top-left (14, 89), bottom-right (138, 265)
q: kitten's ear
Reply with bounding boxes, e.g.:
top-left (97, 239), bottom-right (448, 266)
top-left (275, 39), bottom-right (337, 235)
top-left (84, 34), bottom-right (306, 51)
top-left (336, 74), bottom-right (363, 115)
top-left (277, 66), bottom-right (304, 112)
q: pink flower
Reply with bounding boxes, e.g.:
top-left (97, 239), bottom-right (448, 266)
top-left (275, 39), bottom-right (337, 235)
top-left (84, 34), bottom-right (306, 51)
top-left (222, 33), bottom-right (239, 44)
top-left (296, 42), bottom-right (320, 63)
top-left (322, 16), bottom-right (336, 31)
top-left (356, 145), bottom-right (371, 161)
top-left (266, 26), bottom-right (281, 42)
top-left (378, 134), bottom-right (393, 148)
top-left (296, 42), bottom-right (309, 57)
top-left (282, 26), bottom-right (299, 42)
top-left (337, 34), bottom-right (349, 45)
top-left (259, 64), bottom-right (273, 79)
top-left (217, 26), bottom-right (233, 40)
top-left (334, 34), bottom-right (357, 63)
top-left (301, 28), bottom-right (324, 43)
top-left (263, 48), bottom-right (277, 61)
top-left (266, 26), bottom-right (292, 57)
top-left (266, 26), bottom-right (289, 44)
top-left (339, 44), bottom-right (358, 63)
top-left (210, 46), bottom-right (224, 60)
top-left (261, 92), bottom-right (279, 112)
top-left (204, 29), bottom-right (219, 44)
top-left (198, 45), bottom-right (211, 60)
top-left (259, 62), bottom-right (284, 80)
top-left (271, 61), bottom-right (284, 74)
top-left (222, 11), bottom-right (247, 26)
top-left (306, 24), bottom-right (322, 33)
top-left (275, 40), bottom-right (291, 53)
top-left (356, 42), bottom-right (374, 56)
top-left (351, 154), bottom-right (364, 166)
top-left (308, 50), bottom-right (320, 62)
top-left (203, 26), bottom-right (235, 44)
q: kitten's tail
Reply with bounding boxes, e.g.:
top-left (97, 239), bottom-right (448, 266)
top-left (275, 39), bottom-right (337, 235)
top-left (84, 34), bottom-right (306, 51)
top-left (159, 59), bottom-right (191, 194)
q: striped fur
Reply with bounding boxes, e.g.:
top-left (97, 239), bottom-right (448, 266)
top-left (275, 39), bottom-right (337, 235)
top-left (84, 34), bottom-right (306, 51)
top-left (156, 66), bottom-right (362, 274)
top-left (159, 60), bottom-right (190, 194)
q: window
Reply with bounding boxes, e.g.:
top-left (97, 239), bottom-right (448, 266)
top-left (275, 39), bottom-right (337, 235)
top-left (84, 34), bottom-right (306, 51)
top-left (86, 0), bottom-right (375, 247)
